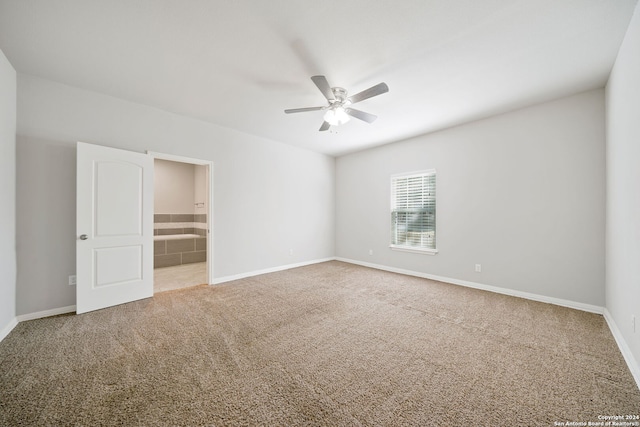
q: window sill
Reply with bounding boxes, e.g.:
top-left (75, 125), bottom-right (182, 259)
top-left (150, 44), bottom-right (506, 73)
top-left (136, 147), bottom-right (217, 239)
top-left (389, 245), bottom-right (438, 255)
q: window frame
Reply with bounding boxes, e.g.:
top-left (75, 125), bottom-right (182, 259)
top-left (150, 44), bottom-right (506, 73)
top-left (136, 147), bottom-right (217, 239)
top-left (389, 169), bottom-right (438, 255)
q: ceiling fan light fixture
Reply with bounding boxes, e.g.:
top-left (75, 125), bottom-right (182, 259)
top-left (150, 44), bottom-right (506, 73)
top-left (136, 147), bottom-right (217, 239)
top-left (324, 106), bottom-right (350, 126)
top-left (285, 76), bottom-right (388, 131)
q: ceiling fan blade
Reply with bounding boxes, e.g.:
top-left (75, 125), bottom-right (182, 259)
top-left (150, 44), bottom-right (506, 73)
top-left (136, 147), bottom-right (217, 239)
top-left (311, 75), bottom-right (335, 101)
top-left (284, 106), bottom-right (325, 114)
top-left (347, 82), bottom-right (389, 104)
top-left (319, 121), bottom-right (331, 131)
top-left (345, 108), bottom-right (377, 123)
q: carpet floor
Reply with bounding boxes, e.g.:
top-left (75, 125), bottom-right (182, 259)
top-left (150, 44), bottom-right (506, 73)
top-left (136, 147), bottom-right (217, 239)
top-left (1, 261), bottom-right (639, 426)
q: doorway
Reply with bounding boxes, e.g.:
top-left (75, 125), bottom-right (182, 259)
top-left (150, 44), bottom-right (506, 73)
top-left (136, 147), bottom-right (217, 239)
top-left (149, 152), bottom-right (213, 293)
top-left (76, 143), bottom-right (214, 314)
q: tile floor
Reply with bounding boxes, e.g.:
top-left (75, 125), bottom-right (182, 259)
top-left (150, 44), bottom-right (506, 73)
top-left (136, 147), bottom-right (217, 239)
top-left (154, 262), bottom-right (208, 293)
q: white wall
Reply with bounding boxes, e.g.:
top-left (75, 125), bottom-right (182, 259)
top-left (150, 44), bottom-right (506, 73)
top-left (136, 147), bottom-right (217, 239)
top-left (154, 159), bottom-right (195, 214)
top-left (0, 50), bottom-right (17, 338)
top-left (336, 90), bottom-right (605, 307)
top-left (606, 1), bottom-right (640, 383)
top-left (16, 74), bottom-right (335, 316)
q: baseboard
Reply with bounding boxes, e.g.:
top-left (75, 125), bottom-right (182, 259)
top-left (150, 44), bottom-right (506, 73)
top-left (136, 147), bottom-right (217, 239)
top-left (604, 309), bottom-right (640, 391)
top-left (16, 305), bottom-right (77, 322)
top-left (335, 257), bottom-right (604, 314)
top-left (0, 317), bottom-right (18, 343)
top-left (213, 257), bottom-right (336, 285)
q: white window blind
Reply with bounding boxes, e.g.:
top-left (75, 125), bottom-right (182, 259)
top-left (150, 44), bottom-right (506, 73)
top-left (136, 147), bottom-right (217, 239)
top-left (390, 170), bottom-right (437, 253)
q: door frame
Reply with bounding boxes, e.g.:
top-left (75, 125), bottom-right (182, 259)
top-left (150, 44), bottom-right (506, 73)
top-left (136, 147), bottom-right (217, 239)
top-left (148, 151), bottom-right (214, 287)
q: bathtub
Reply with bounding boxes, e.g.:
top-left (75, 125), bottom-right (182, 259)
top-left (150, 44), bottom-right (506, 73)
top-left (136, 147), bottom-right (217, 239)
top-left (154, 233), bottom-right (201, 241)
top-left (154, 234), bottom-right (207, 268)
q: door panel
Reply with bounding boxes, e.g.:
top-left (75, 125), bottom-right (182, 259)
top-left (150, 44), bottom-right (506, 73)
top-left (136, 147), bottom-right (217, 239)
top-left (77, 142), bottom-right (153, 314)
top-left (94, 245), bottom-right (143, 287)
top-left (95, 161), bottom-right (144, 236)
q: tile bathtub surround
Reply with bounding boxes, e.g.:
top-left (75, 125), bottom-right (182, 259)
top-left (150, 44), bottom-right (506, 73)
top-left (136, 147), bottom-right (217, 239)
top-left (195, 238), bottom-right (206, 251)
top-left (155, 251), bottom-right (207, 269)
top-left (154, 253), bottom-right (182, 269)
top-left (182, 251), bottom-right (206, 264)
top-left (156, 228), bottom-right (186, 236)
top-left (154, 235), bottom-right (207, 268)
top-left (154, 214), bottom-right (207, 223)
top-left (154, 214), bottom-right (172, 223)
top-left (154, 213), bottom-right (207, 236)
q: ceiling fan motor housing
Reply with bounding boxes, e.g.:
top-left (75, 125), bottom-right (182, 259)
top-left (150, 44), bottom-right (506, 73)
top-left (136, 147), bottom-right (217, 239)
top-left (331, 87), bottom-right (349, 105)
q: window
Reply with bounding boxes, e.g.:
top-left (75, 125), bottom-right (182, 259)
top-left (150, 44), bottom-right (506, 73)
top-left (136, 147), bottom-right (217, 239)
top-left (390, 170), bottom-right (437, 254)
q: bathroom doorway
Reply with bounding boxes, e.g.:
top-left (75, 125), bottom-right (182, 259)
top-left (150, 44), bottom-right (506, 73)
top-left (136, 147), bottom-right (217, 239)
top-left (149, 152), bottom-right (213, 293)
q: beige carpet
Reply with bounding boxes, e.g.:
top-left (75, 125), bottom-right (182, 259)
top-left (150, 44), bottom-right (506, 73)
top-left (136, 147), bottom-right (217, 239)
top-left (1, 261), bottom-right (638, 426)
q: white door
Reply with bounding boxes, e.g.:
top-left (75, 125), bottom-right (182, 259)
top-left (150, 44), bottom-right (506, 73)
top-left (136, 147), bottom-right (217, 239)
top-left (76, 142), bottom-right (154, 314)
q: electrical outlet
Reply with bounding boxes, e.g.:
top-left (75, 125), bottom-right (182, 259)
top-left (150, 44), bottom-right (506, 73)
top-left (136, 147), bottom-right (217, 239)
top-left (369, 249), bottom-right (373, 255)
top-left (289, 249), bottom-right (293, 256)
top-left (68, 275), bottom-right (77, 286)
top-left (475, 264), bottom-right (481, 273)
top-left (633, 315), bottom-right (636, 333)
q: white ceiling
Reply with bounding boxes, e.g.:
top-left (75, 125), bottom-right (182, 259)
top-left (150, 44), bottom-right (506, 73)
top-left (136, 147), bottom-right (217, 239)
top-left (0, 0), bottom-right (637, 156)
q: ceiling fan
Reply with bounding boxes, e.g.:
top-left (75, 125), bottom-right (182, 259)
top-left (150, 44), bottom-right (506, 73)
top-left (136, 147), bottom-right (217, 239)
top-left (284, 75), bottom-right (389, 131)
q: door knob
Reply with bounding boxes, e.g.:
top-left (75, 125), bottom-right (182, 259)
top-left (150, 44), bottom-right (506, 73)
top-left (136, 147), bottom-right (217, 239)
top-left (79, 234), bottom-right (88, 240)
